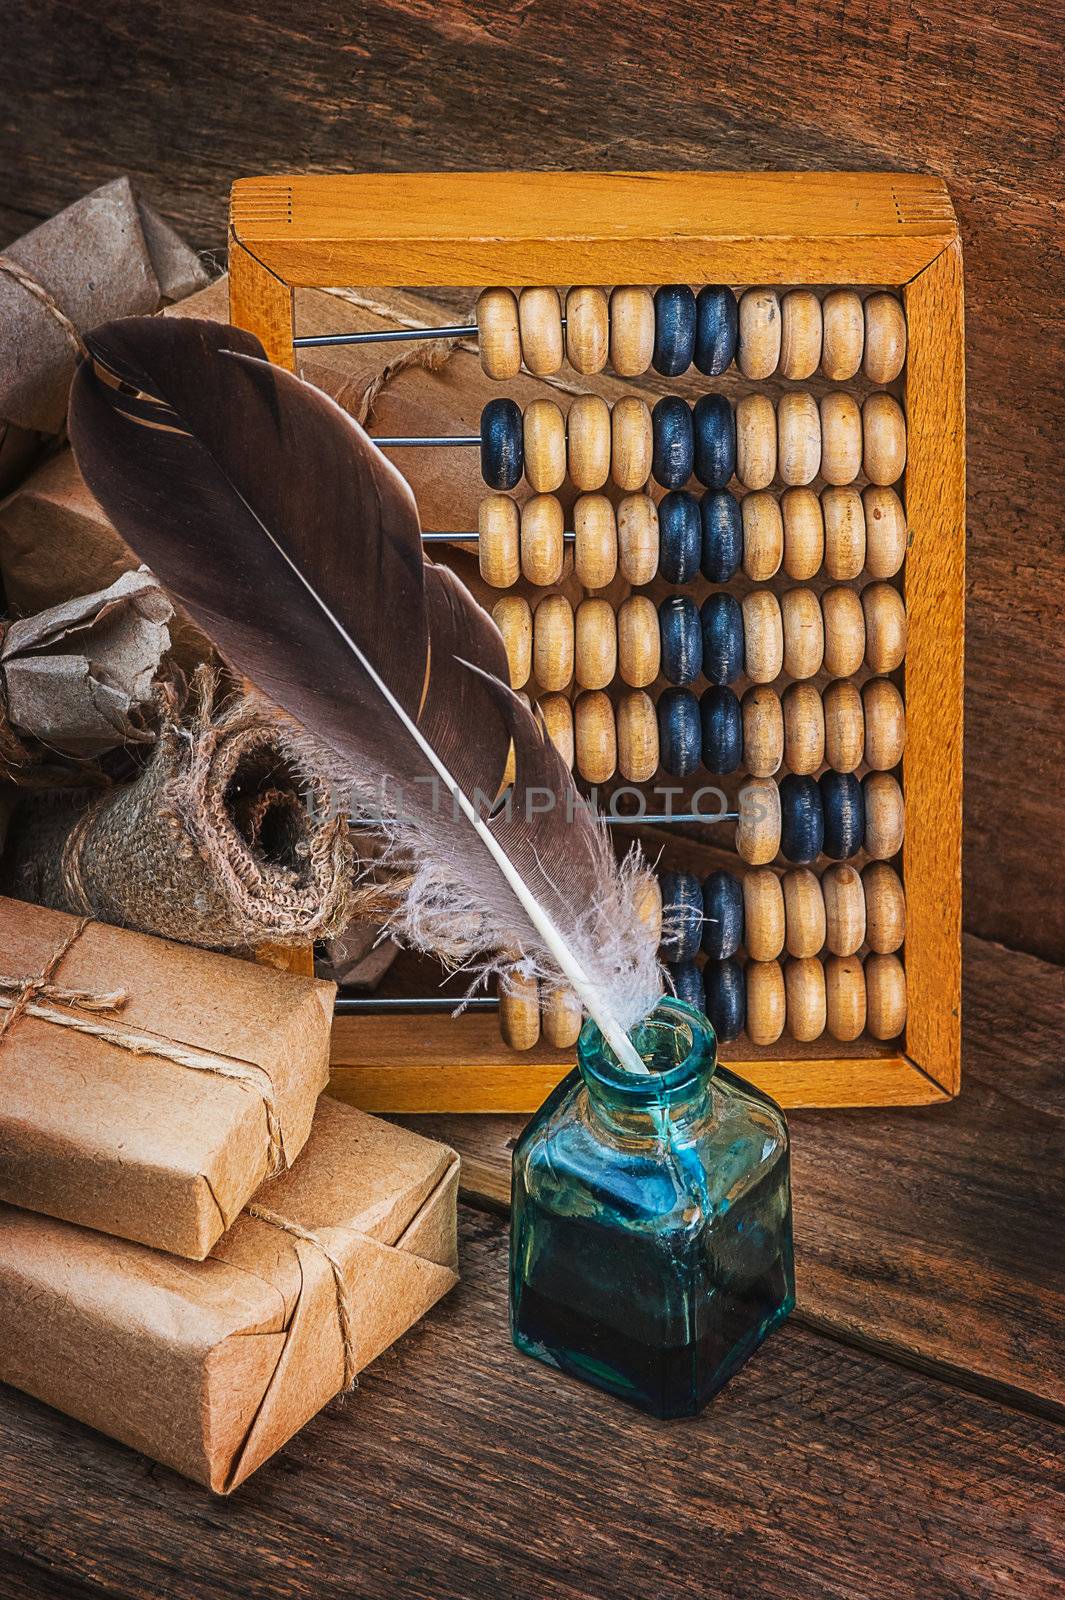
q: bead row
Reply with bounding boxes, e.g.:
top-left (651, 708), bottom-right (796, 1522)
top-left (669, 951), bottom-right (907, 1044)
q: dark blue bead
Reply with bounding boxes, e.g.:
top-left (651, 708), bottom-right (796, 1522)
top-left (657, 688), bottom-right (702, 777)
top-left (699, 490), bottom-right (743, 582)
top-left (701, 871), bottom-right (744, 959)
top-left (669, 959), bottom-right (706, 1014)
top-left (692, 394), bottom-right (736, 489)
top-left (651, 396), bottom-right (695, 490)
top-left (704, 958), bottom-right (745, 1042)
top-left (659, 870), bottom-right (703, 962)
top-left (694, 286), bottom-right (738, 376)
top-left (480, 398), bottom-right (523, 490)
top-left (699, 686), bottom-right (742, 774)
top-left (779, 774), bottom-right (825, 865)
top-left (819, 771), bottom-right (866, 860)
top-left (658, 491), bottom-right (702, 584)
top-left (700, 592), bottom-right (744, 686)
top-left (652, 284), bottom-right (696, 376)
top-left (659, 594), bottom-right (703, 686)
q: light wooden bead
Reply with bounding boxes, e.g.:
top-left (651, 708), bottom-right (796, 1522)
top-left (862, 862), bottom-right (906, 953)
top-left (574, 597), bottom-right (617, 690)
top-left (863, 677), bottom-right (906, 769)
top-left (862, 582), bottom-right (907, 672)
top-left (518, 286), bottom-right (564, 376)
top-left (780, 587), bottom-right (825, 681)
top-left (492, 595), bottom-right (532, 689)
top-left (742, 686), bottom-right (784, 777)
top-left (616, 690), bottom-right (659, 782)
top-left (635, 873), bottom-right (664, 946)
top-left (742, 490), bottom-right (783, 581)
top-left (574, 494), bottom-right (617, 590)
top-left (822, 486), bottom-right (866, 582)
top-left (574, 690), bottom-right (617, 783)
top-left (523, 398), bottom-right (566, 494)
top-left (821, 863), bottom-right (867, 957)
top-left (782, 867), bottom-right (826, 959)
top-left (862, 486), bottom-right (908, 579)
top-left (737, 776), bottom-right (782, 866)
top-left (499, 968), bottom-right (540, 1050)
top-left (478, 494), bottom-right (520, 588)
top-left (863, 292), bottom-right (907, 384)
top-left (825, 954), bottom-right (867, 1041)
top-left (738, 288), bottom-right (781, 379)
top-left (520, 493), bottom-right (565, 587)
top-left (863, 393), bottom-right (907, 486)
top-left (566, 286), bottom-right (609, 375)
top-left (865, 952), bottom-right (907, 1039)
top-left (611, 396), bottom-right (654, 491)
top-left (538, 691), bottom-right (574, 768)
top-left (541, 984), bottom-right (583, 1049)
top-left (863, 773), bottom-right (905, 859)
top-left (822, 679), bottom-right (865, 773)
top-left (609, 286), bottom-right (655, 377)
top-left (617, 595), bottom-right (660, 688)
top-left (743, 869), bottom-right (786, 961)
top-left (782, 682), bottom-right (825, 775)
top-left (746, 960), bottom-right (786, 1045)
top-left (776, 390), bottom-right (821, 487)
top-left (616, 493), bottom-right (659, 586)
top-left (476, 288), bottom-right (521, 380)
top-left (500, 689), bottom-right (531, 788)
top-left (742, 590), bottom-right (783, 684)
top-left (533, 593), bottom-right (574, 692)
top-left (779, 290), bottom-right (823, 381)
top-left (781, 487), bottom-right (824, 580)
top-left (821, 289), bottom-right (864, 381)
top-left (821, 585), bottom-right (866, 678)
top-left (567, 393), bottom-right (612, 491)
top-left (784, 956), bottom-right (827, 1042)
top-left (819, 392), bottom-right (863, 486)
top-left (736, 392), bottom-right (777, 490)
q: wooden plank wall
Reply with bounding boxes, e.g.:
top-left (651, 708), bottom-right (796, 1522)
top-left (1, 0), bottom-right (1062, 961)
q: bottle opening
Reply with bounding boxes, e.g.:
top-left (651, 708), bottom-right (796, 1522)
top-left (578, 997), bottom-right (717, 1104)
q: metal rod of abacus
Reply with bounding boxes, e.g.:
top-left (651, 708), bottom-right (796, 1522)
top-left (293, 318), bottom-right (570, 349)
top-left (335, 994), bottom-right (499, 1013)
top-left (420, 531), bottom-right (577, 544)
top-left (374, 434), bottom-right (481, 447)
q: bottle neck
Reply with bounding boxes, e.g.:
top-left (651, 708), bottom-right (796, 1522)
top-left (577, 998), bottom-right (718, 1142)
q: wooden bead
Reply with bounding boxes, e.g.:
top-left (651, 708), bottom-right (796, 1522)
top-left (692, 394), bottom-right (736, 489)
top-left (738, 287), bottom-right (781, 379)
top-left (651, 395), bottom-right (695, 489)
top-left (863, 292), bottom-right (907, 384)
top-left (863, 677), bottom-right (906, 769)
top-left (517, 286), bottom-right (563, 376)
top-left (616, 494), bottom-right (659, 586)
top-left (862, 861), bottom-right (906, 953)
top-left (635, 873), bottom-right (664, 946)
top-left (660, 870), bottom-right (703, 961)
top-left (574, 597), bottom-right (616, 690)
top-left (694, 286), bottom-right (738, 375)
top-left (659, 491), bottom-right (701, 584)
top-left (780, 586), bottom-right (825, 680)
top-left (741, 490), bottom-right (783, 581)
top-left (701, 592), bottom-right (745, 686)
top-left (819, 392), bottom-right (863, 486)
top-left (700, 685), bottom-right (742, 775)
top-left (499, 968), bottom-right (540, 1050)
top-left (746, 960), bottom-right (786, 1045)
top-left (777, 390), bottom-right (821, 487)
top-left (781, 488), bottom-right (824, 580)
top-left (822, 486), bottom-right (866, 582)
top-left (657, 688), bottom-right (701, 777)
top-left (862, 582), bottom-right (908, 672)
top-left (537, 691), bottom-right (574, 768)
top-left (822, 678), bottom-right (865, 773)
top-left (669, 960), bottom-right (705, 1013)
top-left (862, 773), bottom-right (905, 860)
top-left (742, 590), bottom-right (783, 684)
top-left (567, 393), bottom-right (611, 491)
top-left (822, 862), bottom-right (866, 957)
top-left (616, 690), bottom-right (659, 782)
top-left (541, 984), bottom-right (583, 1049)
top-left (478, 494), bottom-right (520, 589)
top-left (784, 956), bottom-right (827, 1042)
top-left (779, 773), bottom-right (824, 865)
top-left (821, 289), bottom-right (864, 381)
top-left (821, 585), bottom-right (866, 678)
top-left (700, 490), bottom-right (743, 582)
top-left (653, 284), bottom-right (697, 376)
top-left (862, 486), bottom-right (908, 580)
top-left (533, 593), bottom-right (574, 692)
top-left (523, 398), bottom-right (566, 494)
top-left (742, 685), bottom-right (784, 777)
top-left (702, 871), bottom-right (745, 961)
top-left (737, 776), bottom-right (782, 866)
top-left (863, 393), bottom-right (907, 486)
top-left (520, 493), bottom-right (565, 586)
top-left (743, 869), bottom-right (786, 961)
top-left (573, 494), bottom-right (617, 589)
top-left (825, 954), bottom-right (867, 1041)
top-left (492, 595), bottom-right (532, 689)
top-left (611, 396), bottom-right (653, 491)
top-left (779, 289), bottom-right (823, 381)
top-left (609, 285), bottom-right (655, 377)
top-left (782, 867), bottom-right (826, 959)
top-left (704, 958), bottom-right (745, 1042)
top-left (565, 285), bottom-right (609, 375)
top-left (820, 770), bottom-right (865, 861)
top-left (617, 595), bottom-right (660, 689)
top-left (481, 397), bottom-right (524, 490)
top-left (865, 952), bottom-right (907, 1039)
top-left (476, 288), bottom-right (521, 380)
top-left (735, 392), bottom-right (777, 490)
top-left (659, 593), bottom-right (703, 686)
top-left (574, 689), bottom-right (616, 783)
top-left (782, 681), bottom-right (825, 775)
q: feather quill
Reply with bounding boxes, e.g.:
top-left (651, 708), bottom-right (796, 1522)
top-left (67, 316), bottom-right (663, 1070)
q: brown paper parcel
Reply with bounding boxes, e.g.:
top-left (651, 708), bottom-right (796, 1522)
top-left (0, 895), bottom-right (334, 1258)
top-left (0, 1096), bottom-right (459, 1492)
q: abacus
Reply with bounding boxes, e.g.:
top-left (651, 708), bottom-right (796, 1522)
top-left (230, 171), bottom-right (964, 1113)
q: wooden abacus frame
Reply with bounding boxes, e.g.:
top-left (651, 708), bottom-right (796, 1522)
top-left (229, 171), bottom-right (964, 1113)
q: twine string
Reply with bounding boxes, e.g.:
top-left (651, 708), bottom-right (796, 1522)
top-left (247, 1203), bottom-right (359, 1389)
top-left (0, 255), bottom-right (88, 360)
